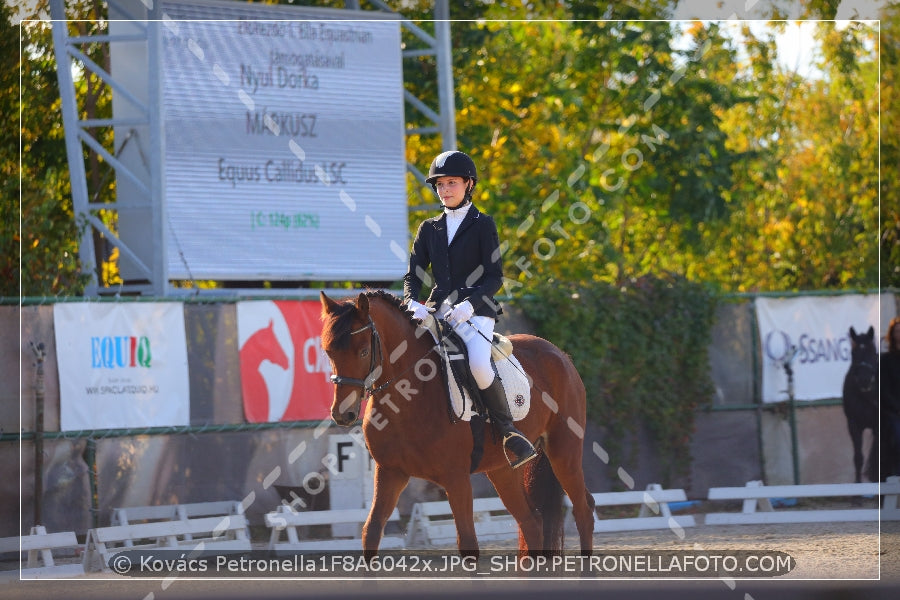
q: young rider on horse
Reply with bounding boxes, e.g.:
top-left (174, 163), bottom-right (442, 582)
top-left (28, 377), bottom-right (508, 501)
top-left (402, 150), bottom-right (538, 469)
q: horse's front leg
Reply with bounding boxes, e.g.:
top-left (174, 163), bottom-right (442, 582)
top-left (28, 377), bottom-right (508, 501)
top-left (867, 430), bottom-right (880, 483)
top-left (443, 474), bottom-right (479, 558)
top-left (363, 463), bottom-right (410, 559)
top-left (848, 424), bottom-right (865, 483)
top-left (485, 466), bottom-right (543, 556)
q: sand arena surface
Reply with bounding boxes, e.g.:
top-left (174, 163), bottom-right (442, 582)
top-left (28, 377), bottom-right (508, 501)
top-left (402, 494), bottom-right (897, 582)
top-left (582, 520), bottom-right (894, 580)
top-left (461, 518), bottom-right (895, 581)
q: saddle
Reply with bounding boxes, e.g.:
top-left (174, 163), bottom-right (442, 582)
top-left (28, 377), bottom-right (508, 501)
top-left (434, 320), bottom-right (485, 421)
top-left (423, 316), bottom-right (532, 423)
top-left (422, 317), bottom-right (531, 472)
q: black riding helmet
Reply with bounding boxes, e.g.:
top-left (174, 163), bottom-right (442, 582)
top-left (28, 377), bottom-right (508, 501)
top-left (426, 150), bottom-right (478, 184)
top-left (426, 150), bottom-right (477, 207)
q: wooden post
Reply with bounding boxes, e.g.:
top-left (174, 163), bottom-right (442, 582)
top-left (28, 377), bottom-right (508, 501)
top-left (31, 342), bottom-right (46, 526)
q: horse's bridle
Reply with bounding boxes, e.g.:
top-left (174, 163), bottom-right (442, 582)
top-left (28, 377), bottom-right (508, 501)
top-left (852, 358), bottom-right (877, 394)
top-left (329, 317), bottom-right (388, 398)
top-left (328, 316), bottom-right (438, 400)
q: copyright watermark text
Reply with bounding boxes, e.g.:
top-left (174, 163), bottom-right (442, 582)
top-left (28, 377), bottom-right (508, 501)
top-left (108, 549), bottom-right (795, 578)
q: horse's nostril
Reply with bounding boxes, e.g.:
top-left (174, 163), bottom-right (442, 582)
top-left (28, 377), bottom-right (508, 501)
top-left (346, 412), bottom-right (356, 423)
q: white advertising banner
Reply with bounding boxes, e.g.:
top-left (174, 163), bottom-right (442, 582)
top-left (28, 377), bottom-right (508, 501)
top-left (159, 0), bottom-right (407, 281)
top-left (53, 303), bottom-right (190, 431)
top-left (756, 294), bottom-right (889, 403)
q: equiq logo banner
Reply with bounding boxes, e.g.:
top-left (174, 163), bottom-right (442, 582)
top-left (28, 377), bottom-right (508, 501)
top-left (53, 302), bottom-right (190, 431)
top-left (236, 301), bottom-right (332, 422)
top-left (755, 294), bottom-right (888, 403)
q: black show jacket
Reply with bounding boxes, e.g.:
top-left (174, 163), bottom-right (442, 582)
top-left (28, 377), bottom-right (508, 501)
top-left (402, 205), bottom-right (503, 319)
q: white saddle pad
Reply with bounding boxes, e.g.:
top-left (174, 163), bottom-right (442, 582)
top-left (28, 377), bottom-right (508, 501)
top-left (424, 319), bottom-right (532, 422)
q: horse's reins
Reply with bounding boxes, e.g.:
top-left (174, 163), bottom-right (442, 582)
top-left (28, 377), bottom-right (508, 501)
top-left (852, 358), bottom-right (877, 393)
top-left (329, 316), bottom-right (437, 399)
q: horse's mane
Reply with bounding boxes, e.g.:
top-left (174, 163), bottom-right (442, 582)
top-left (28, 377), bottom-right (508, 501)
top-left (321, 289), bottom-right (416, 352)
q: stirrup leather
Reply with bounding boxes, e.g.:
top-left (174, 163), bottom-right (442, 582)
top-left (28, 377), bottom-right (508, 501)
top-left (501, 431), bottom-right (538, 469)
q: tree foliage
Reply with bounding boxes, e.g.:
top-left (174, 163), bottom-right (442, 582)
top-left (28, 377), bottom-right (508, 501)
top-left (882, 2), bottom-right (900, 286)
top-left (3, 3), bottom-right (86, 298)
top-left (434, 11), bottom-right (882, 294)
top-left (523, 274), bottom-right (717, 485)
top-left (4, 0), bottom-right (119, 298)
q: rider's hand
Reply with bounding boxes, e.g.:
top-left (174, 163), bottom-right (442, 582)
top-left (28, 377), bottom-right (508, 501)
top-left (446, 300), bottom-right (474, 326)
top-left (407, 300), bottom-right (434, 321)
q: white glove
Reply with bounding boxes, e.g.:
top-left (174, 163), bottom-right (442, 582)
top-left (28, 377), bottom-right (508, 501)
top-left (407, 299), bottom-right (434, 321)
top-left (446, 300), bottom-right (474, 326)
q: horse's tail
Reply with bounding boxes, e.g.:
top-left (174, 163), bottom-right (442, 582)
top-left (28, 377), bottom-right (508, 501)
top-left (522, 445), bottom-right (565, 555)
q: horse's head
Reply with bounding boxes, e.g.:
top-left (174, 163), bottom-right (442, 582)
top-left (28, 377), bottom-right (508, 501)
top-left (320, 291), bottom-right (381, 427)
top-left (849, 325), bottom-right (877, 393)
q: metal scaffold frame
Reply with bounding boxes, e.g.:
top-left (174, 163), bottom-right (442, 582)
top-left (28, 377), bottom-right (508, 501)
top-left (49, 0), bottom-right (456, 297)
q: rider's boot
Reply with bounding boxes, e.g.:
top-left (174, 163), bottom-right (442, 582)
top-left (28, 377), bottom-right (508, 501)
top-left (480, 376), bottom-right (538, 469)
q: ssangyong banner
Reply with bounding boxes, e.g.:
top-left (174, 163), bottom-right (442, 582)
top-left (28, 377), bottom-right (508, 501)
top-left (159, 0), bottom-right (407, 281)
top-left (755, 294), bottom-right (890, 403)
top-left (53, 303), bottom-right (190, 431)
top-left (237, 301), bottom-right (332, 422)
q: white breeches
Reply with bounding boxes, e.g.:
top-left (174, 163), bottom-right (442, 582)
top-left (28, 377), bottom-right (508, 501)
top-left (451, 315), bottom-right (496, 390)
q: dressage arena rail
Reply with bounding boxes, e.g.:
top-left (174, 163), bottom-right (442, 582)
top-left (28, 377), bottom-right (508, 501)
top-left (0, 526), bottom-right (85, 578)
top-left (4, 480), bottom-right (900, 575)
top-left (563, 484), bottom-right (697, 533)
top-left (265, 504), bottom-right (405, 551)
top-left (705, 477), bottom-right (900, 525)
top-left (405, 484), bottom-right (697, 547)
top-left (82, 501), bottom-right (252, 572)
top-left (110, 500), bottom-right (247, 529)
top-left (405, 496), bottom-right (520, 547)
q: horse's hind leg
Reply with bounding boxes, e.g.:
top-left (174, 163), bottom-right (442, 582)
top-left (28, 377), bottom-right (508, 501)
top-left (363, 464), bottom-right (409, 558)
top-left (544, 428), bottom-right (594, 554)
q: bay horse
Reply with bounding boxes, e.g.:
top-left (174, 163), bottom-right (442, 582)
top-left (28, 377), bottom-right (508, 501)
top-left (319, 290), bottom-right (595, 557)
top-left (842, 325), bottom-right (879, 483)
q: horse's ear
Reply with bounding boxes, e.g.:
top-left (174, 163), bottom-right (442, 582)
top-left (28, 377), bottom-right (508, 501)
top-left (867, 325), bottom-right (875, 339)
top-left (850, 326), bottom-right (858, 339)
top-left (356, 292), bottom-right (370, 315)
top-left (320, 291), bottom-right (340, 315)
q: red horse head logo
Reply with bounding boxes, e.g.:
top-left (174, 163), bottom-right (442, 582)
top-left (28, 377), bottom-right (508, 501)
top-left (240, 319), bottom-right (291, 422)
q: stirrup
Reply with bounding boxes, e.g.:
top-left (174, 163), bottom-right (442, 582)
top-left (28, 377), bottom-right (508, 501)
top-left (502, 432), bottom-right (538, 469)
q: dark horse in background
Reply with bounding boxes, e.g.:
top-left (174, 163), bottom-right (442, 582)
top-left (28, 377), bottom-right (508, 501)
top-left (842, 326), bottom-right (879, 483)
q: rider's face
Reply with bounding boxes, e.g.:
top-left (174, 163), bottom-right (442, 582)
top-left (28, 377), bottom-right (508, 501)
top-left (435, 176), bottom-right (469, 209)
